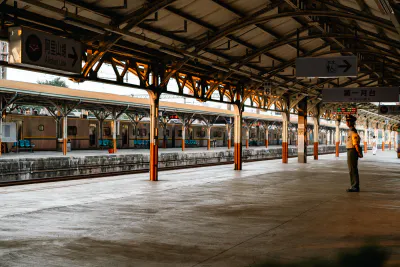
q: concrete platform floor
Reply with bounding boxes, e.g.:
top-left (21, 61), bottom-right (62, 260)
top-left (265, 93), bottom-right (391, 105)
top-left (0, 145), bottom-right (294, 159)
top-left (0, 150), bottom-right (399, 267)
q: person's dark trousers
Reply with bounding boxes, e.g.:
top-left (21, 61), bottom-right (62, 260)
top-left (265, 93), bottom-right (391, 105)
top-left (347, 148), bottom-right (360, 189)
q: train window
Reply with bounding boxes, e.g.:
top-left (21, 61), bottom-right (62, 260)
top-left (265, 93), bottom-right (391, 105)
top-left (68, 126), bottom-right (77, 135)
top-left (38, 125), bottom-right (44, 131)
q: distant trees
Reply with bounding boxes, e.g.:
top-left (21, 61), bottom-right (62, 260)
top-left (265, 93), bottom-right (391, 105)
top-left (37, 77), bottom-right (68, 87)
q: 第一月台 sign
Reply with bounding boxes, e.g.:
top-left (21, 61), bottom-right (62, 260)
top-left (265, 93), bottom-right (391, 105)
top-left (296, 56), bottom-right (357, 78)
top-left (8, 26), bottom-right (82, 74)
top-left (322, 87), bottom-right (400, 102)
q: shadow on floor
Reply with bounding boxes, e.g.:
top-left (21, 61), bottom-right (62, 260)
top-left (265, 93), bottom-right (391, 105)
top-left (252, 244), bottom-right (395, 267)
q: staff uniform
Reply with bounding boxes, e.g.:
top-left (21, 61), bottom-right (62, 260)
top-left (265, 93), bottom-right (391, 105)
top-left (346, 127), bottom-right (361, 190)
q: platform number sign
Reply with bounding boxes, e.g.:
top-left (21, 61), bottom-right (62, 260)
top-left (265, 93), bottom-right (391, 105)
top-left (9, 26), bottom-right (82, 74)
top-left (322, 87), bottom-right (400, 103)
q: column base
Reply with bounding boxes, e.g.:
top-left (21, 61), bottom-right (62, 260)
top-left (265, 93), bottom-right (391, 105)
top-left (335, 142), bottom-right (340, 157)
top-left (234, 142), bottom-right (242, 170)
top-left (207, 139), bottom-right (211, 150)
top-left (228, 140), bottom-right (231, 150)
top-left (382, 142), bottom-right (385, 151)
top-left (282, 142), bottom-right (288, 164)
top-left (364, 141), bottom-right (367, 154)
top-left (314, 142), bottom-right (318, 160)
top-left (150, 142), bottom-right (158, 181)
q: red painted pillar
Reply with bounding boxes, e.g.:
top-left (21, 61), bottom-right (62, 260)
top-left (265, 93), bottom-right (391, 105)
top-left (335, 119), bottom-right (341, 157)
top-left (63, 116), bottom-right (68, 156)
top-left (148, 92), bottom-right (159, 182)
top-left (282, 113), bottom-right (289, 164)
top-left (181, 125), bottom-right (185, 151)
top-left (233, 106), bottom-right (242, 170)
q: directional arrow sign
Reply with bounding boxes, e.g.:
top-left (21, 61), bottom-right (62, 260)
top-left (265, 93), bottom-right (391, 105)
top-left (296, 56), bottom-right (357, 78)
top-left (8, 26), bottom-right (82, 74)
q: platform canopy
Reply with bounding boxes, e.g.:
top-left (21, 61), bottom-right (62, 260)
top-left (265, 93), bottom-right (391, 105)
top-left (1, 0), bottom-right (400, 127)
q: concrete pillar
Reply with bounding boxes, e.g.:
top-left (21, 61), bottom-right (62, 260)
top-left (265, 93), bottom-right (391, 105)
top-left (382, 127), bottom-right (386, 151)
top-left (207, 126), bottom-right (211, 150)
top-left (265, 127), bottom-right (269, 148)
top-left (395, 131), bottom-right (398, 150)
top-left (245, 127), bottom-right (249, 149)
top-left (297, 98), bottom-right (307, 163)
top-left (111, 119), bottom-right (117, 153)
top-left (148, 94), bottom-right (159, 181)
top-left (389, 131), bottom-right (392, 150)
top-left (63, 115), bottom-right (68, 156)
top-left (233, 106), bottom-right (242, 170)
top-left (282, 113), bottom-right (289, 164)
top-left (313, 117), bottom-right (319, 160)
top-left (335, 119), bottom-right (341, 157)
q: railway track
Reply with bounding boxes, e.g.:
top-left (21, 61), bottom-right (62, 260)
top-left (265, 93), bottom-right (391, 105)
top-left (0, 151), bottom-right (342, 187)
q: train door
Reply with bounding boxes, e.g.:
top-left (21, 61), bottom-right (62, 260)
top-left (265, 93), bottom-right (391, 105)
top-left (89, 124), bottom-right (97, 147)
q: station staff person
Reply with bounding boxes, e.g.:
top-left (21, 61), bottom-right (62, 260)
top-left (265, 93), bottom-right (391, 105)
top-left (345, 115), bottom-right (363, 192)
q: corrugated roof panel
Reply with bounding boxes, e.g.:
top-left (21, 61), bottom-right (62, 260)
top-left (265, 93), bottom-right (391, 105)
top-left (172, 0), bottom-right (238, 29)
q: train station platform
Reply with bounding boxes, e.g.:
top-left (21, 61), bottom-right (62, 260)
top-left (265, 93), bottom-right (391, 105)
top-left (0, 145), bottom-right (347, 182)
top-left (0, 151), bottom-right (399, 267)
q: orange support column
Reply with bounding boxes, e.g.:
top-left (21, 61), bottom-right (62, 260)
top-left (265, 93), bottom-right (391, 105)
top-left (364, 141), bottom-right (367, 154)
top-left (207, 126), bottom-right (211, 150)
top-left (245, 128), bottom-right (249, 149)
top-left (282, 113), bottom-right (289, 164)
top-left (148, 92), bottom-right (160, 182)
top-left (314, 142), bottom-right (318, 160)
top-left (62, 115), bottom-right (68, 156)
top-left (335, 119), bottom-right (341, 157)
top-left (265, 128), bottom-right (269, 148)
top-left (297, 98), bottom-right (307, 163)
top-left (111, 119), bottom-right (117, 153)
top-left (313, 117), bottom-right (319, 160)
top-left (382, 142), bottom-right (385, 151)
top-left (0, 114), bottom-right (2, 157)
top-left (181, 125), bottom-right (185, 151)
top-left (233, 106), bottom-right (242, 170)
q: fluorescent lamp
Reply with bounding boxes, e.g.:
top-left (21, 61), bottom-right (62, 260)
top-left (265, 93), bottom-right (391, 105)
top-left (159, 47), bottom-right (185, 59)
top-left (64, 19), bottom-right (106, 34)
top-left (212, 64), bottom-right (229, 72)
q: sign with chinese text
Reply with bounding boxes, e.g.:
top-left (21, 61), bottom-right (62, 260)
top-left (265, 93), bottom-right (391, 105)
top-left (322, 87), bottom-right (399, 102)
top-left (296, 56), bottom-right (357, 78)
top-left (333, 107), bottom-right (357, 115)
top-left (379, 105), bottom-right (400, 115)
top-left (8, 26), bottom-right (82, 74)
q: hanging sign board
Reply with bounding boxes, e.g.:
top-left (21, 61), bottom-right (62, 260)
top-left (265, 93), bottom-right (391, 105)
top-left (8, 26), bottom-right (82, 74)
top-left (0, 122), bottom-right (17, 143)
top-left (296, 56), bottom-right (357, 78)
top-left (378, 105), bottom-right (400, 115)
top-left (322, 87), bottom-right (399, 102)
top-left (333, 107), bottom-right (357, 115)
